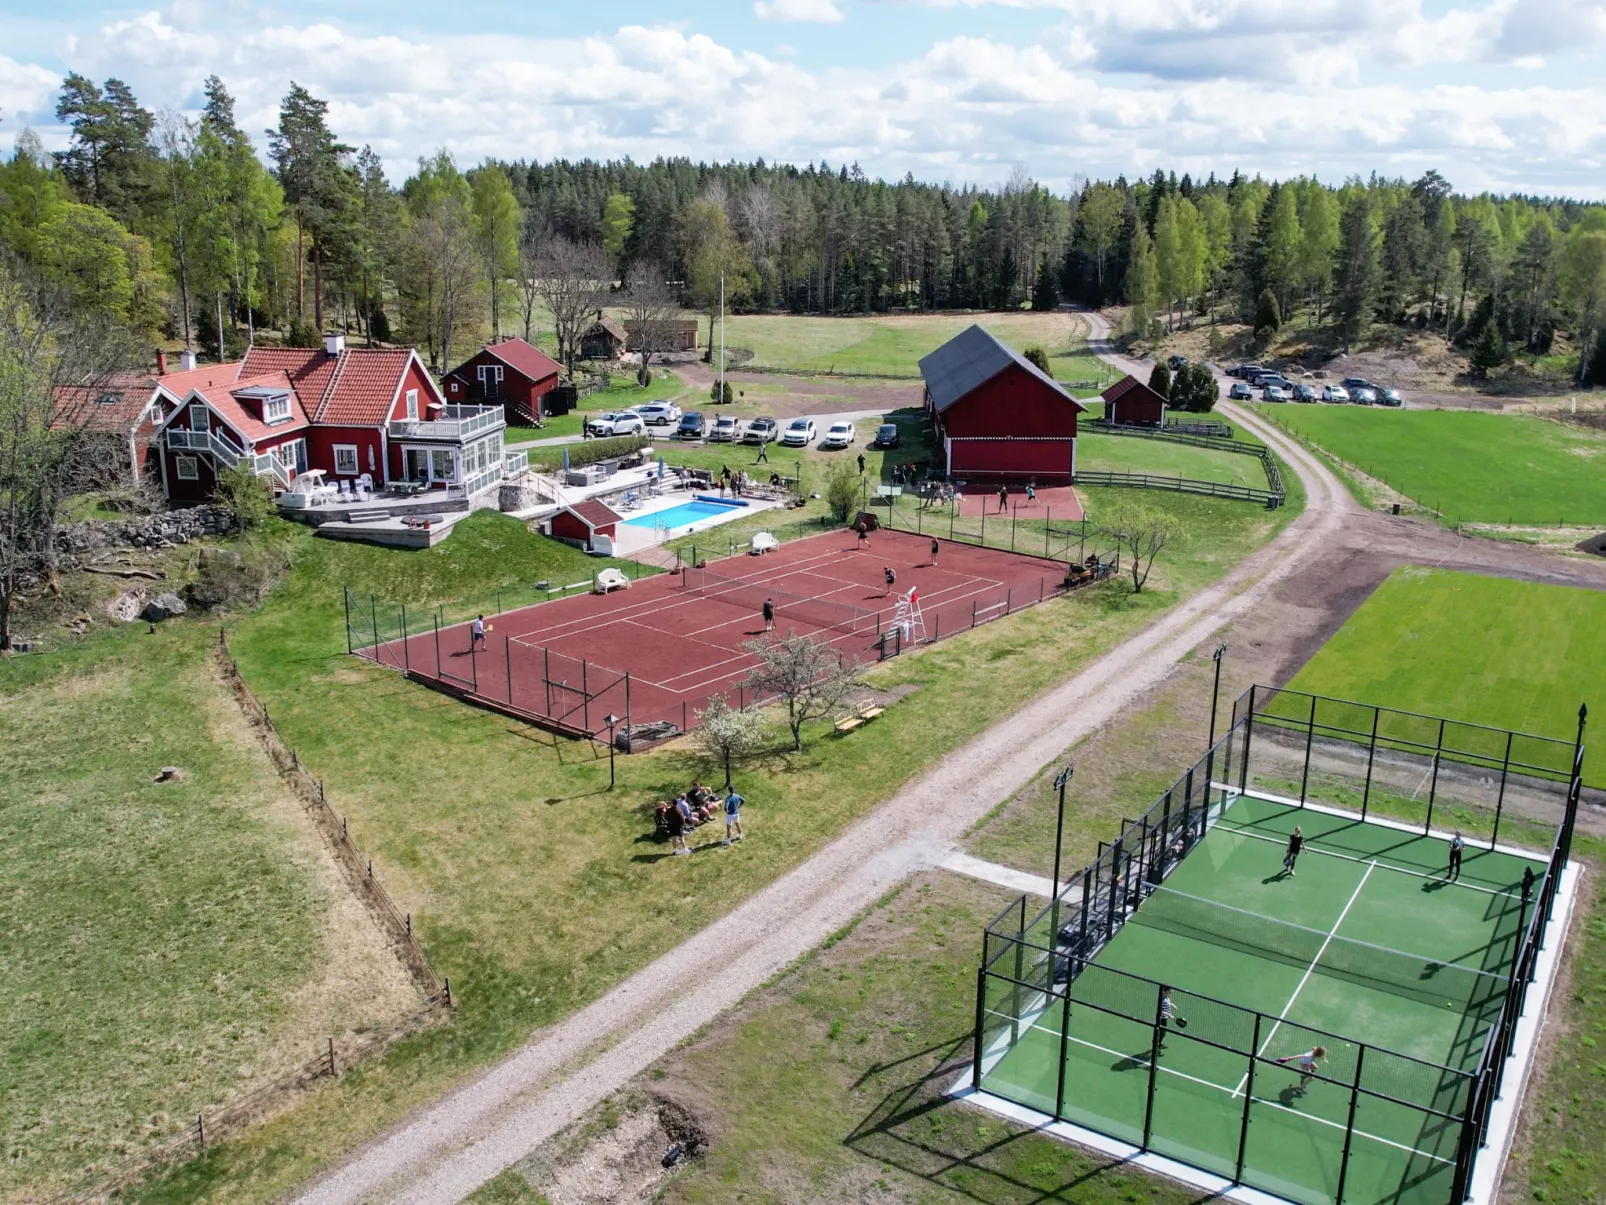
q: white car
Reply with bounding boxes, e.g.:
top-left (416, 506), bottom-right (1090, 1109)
top-left (820, 421), bottom-right (857, 449)
top-left (709, 415), bottom-right (745, 442)
top-left (637, 401), bottom-right (682, 426)
top-left (780, 418), bottom-right (816, 447)
top-left (585, 411), bottom-right (645, 437)
top-left (1321, 385), bottom-right (1350, 403)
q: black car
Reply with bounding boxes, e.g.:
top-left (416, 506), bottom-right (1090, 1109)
top-left (871, 423), bottom-right (900, 449)
top-left (675, 412), bottom-right (706, 440)
top-left (1168, 354), bottom-right (1189, 371)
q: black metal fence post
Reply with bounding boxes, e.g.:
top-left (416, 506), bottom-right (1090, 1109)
top-left (505, 636), bottom-right (513, 705)
top-left (1361, 707), bottom-right (1381, 820)
top-left (1141, 983), bottom-right (1163, 1148)
top-left (433, 615), bottom-right (441, 676)
top-left (1055, 984), bottom-right (1073, 1120)
top-left (972, 968), bottom-right (987, 1091)
top-left (1492, 729), bottom-right (1513, 850)
top-left (1425, 716), bottom-right (1446, 833)
top-left (343, 587), bottom-right (353, 654)
top-left (370, 593), bottom-right (380, 654)
top-left (401, 603), bottom-right (410, 671)
top-left (1238, 685), bottom-right (1257, 793)
top-left (1235, 1014), bottom-right (1261, 1183)
top-left (1335, 1046), bottom-right (1367, 1205)
top-left (1300, 693), bottom-right (1317, 804)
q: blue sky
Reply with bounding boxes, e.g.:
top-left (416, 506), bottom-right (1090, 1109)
top-left (2, 0), bottom-right (1605, 196)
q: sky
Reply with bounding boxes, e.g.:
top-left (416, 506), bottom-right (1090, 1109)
top-left (2, 0), bottom-right (1605, 197)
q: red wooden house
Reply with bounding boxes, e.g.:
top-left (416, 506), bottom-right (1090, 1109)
top-left (919, 325), bottom-right (1087, 486)
top-left (550, 499), bottom-right (621, 552)
top-left (442, 337), bottom-right (563, 425)
top-left (1101, 375), bottom-right (1167, 428)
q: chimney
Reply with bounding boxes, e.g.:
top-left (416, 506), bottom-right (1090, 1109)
top-left (180, 349), bottom-right (197, 372)
top-left (324, 331), bottom-right (345, 357)
top-left (155, 348), bottom-right (168, 375)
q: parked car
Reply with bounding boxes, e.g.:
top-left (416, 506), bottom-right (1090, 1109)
top-left (780, 418), bottom-right (815, 447)
top-left (1340, 377), bottom-right (1379, 393)
top-left (637, 401), bottom-right (682, 426)
top-left (1293, 384), bottom-right (1319, 403)
top-left (871, 422), bottom-right (900, 449)
top-left (743, 416), bottom-right (779, 443)
top-left (1321, 384), bottom-right (1350, 403)
top-left (1231, 363), bottom-right (1263, 379)
top-left (1256, 373), bottom-right (1294, 392)
top-left (820, 421), bottom-right (857, 449)
top-left (1228, 382), bottom-right (1254, 400)
top-left (1168, 354), bottom-right (1189, 370)
top-left (585, 411), bottom-right (645, 437)
top-left (1377, 387), bottom-right (1404, 407)
top-left (709, 414), bottom-right (745, 442)
top-left (1349, 386), bottom-right (1378, 405)
top-left (676, 411), bottom-right (708, 439)
top-left (1262, 385), bottom-right (1290, 402)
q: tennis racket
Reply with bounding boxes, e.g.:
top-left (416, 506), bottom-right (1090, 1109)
top-left (485, 624), bottom-right (494, 633)
top-left (1174, 1017), bottom-right (1188, 1030)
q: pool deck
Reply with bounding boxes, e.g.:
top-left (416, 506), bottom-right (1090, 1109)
top-left (611, 493), bottom-right (784, 555)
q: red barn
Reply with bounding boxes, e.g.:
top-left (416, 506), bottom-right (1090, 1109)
top-left (1101, 374), bottom-right (1167, 428)
top-left (550, 499), bottom-right (621, 552)
top-left (442, 337), bottom-right (563, 426)
top-left (919, 325), bottom-right (1087, 486)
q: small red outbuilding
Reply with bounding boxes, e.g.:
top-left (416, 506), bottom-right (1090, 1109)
top-left (919, 325), bottom-right (1087, 486)
top-left (550, 499), bottom-right (622, 551)
top-left (1101, 375), bottom-right (1168, 428)
top-left (442, 337), bottom-right (563, 425)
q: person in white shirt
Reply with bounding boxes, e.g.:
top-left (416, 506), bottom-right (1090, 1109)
top-left (1275, 1045), bottom-right (1327, 1095)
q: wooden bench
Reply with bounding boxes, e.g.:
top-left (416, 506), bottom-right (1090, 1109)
top-left (834, 698), bottom-right (887, 735)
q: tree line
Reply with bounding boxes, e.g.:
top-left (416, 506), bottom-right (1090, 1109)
top-left (2, 73), bottom-right (1605, 383)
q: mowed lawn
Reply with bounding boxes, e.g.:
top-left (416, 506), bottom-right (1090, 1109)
top-left (725, 311), bottom-right (1115, 386)
top-left (0, 631), bottom-right (417, 1201)
top-left (1263, 407), bottom-right (1606, 526)
top-left (1077, 433), bottom-right (1267, 487)
top-left (1288, 567), bottom-right (1606, 749)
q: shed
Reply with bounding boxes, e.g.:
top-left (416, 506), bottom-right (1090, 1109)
top-left (581, 316), bottom-right (628, 361)
top-left (628, 319), bottom-right (699, 353)
top-left (551, 499), bottom-right (622, 551)
top-left (442, 338), bottom-right (563, 425)
top-left (919, 324), bottom-right (1086, 486)
top-left (1101, 375), bottom-right (1167, 428)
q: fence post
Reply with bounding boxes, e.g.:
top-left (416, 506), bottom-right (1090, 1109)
top-left (1235, 1014), bottom-right (1260, 1182)
top-left (624, 672), bottom-right (631, 739)
top-left (1141, 983), bottom-right (1164, 1149)
top-left (444, 977), bottom-right (453, 1006)
top-left (972, 968), bottom-right (987, 1091)
top-left (1045, 506), bottom-right (1051, 558)
top-left (583, 660), bottom-right (590, 732)
top-left (370, 593), bottom-right (380, 654)
top-left (1080, 516), bottom-right (1086, 562)
top-left (433, 615), bottom-right (442, 677)
top-left (1492, 729), bottom-right (1513, 850)
top-left (197, 1113), bottom-right (205, 1148)
top-left (328, 1036), bottom-right (337, 1077)
top-left (343, 587), bottom-right (353, 654)
top-left (469, 629), bottom-right (478, 694)
top-left (1361, 706), bottom-right (1380, 820)
top-left (1425, 716), bottom-right (1446, 833)
top-left (1055, 983), bottom-right (1073, 1120)
top-left (1238, 685), bottom-right (1256, 793)
top-left (401, 603), bottom-right (410, 671)
top-left (505, 636), bottom-right (514, 705)
top-left (1334, 1046), bottom-right (1367, 1205)
top-left (1300, 693), bottom-right (1317, 804)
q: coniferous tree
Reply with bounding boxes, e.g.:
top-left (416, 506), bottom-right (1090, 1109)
top-left (1333, 193), bottom-right (1380, 348)
top-left (267, 83), bottom-right (355, 331)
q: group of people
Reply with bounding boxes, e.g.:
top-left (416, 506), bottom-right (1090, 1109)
top-left (715, 467), bottom-right (753, 498)
top-left (655, 781), bottom-right (746, 854)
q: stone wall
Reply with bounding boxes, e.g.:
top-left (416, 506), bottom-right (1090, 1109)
top-left (57, 505), bottom-right (237, 556)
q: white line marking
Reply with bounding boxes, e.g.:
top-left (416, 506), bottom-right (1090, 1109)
top-left (1233, 862), bottom-right (1376, 1097)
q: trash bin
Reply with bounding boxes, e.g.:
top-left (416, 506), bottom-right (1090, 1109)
top-left (1391, 503), bottom-right (1401, 515)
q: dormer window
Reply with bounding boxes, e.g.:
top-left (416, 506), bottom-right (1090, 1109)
top-left (263, 395), bottom-right (291, 424)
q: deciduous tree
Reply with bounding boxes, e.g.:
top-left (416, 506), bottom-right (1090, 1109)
top-left (1096, 499), bottom-right (1177, 595)
top-left (694, 693), bottom-right (767, 788)
top-left (740, 630), bottom-right (863, 751)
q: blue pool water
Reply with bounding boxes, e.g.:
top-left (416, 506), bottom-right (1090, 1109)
top-left (624, 498), bottom-right (745, 531)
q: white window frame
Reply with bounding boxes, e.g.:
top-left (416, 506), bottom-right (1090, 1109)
top-left (188, 403), bottom-right (209, 432)
top-left (429, 448), bottom-right (457, 483)
top-left (333, 444), bottom-right (360, 476)
top-left (264, 395), bottom-right (292, 424)
top-left (405, 389), bottom-right (419, 421)
top-left (277, 439), bottom-right (306, 470)
top-left (175, 455), bottom-right (199, 481)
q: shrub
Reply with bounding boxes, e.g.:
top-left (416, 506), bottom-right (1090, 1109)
top-left (1147, 362), bottom-right (1172, 398)
top-left (824, 460), bottom-right (860, 523)
top-left (530, 434), bottom-right (651, 473)
top-left (1169, 363), bottom-right (1219, 413)
top-left (1022, 346), bottom-right (1051, 374)
top-left (214, 462), bottom-right (275, 531)
top-left (1255, 289), bottom-right (1282, 335)
top-left (709, 381), bottom-right (734, 404)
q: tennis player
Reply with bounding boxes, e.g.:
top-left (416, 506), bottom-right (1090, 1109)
top-left (1282, 826), bottom-right (1304, 878)
top-left (929, 537), bottom-right (940, 566)
top-left (472, 614), bottom-right (487, 649)
top-left (884, 565), bottom-right (897, 596)
top-left (762, 598), bottom-right (775, 631)
top-left (1156, 986), bottom-right (1186, 1050)
top-left (1276, 1045), bottom-right (1327, 1095)
top-left (1447, 830), bottom-right (1465, 882)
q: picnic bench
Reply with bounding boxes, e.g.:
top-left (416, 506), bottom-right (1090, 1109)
top-left (834, 698), bottom-right (886, 735)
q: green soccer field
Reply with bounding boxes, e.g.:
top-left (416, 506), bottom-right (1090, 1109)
top-left (978, 792), bottom-right (1544, 1205)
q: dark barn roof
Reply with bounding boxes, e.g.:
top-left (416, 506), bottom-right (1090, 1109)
top-left (918, 324), bottom-right (1086, 414)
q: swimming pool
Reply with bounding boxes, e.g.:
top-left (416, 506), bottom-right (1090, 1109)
top-left (623, 497), bottom-right (747, 534)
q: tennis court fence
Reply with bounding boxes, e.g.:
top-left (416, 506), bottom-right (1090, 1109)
top-left (972, 687), bottom-right (1584, 1205)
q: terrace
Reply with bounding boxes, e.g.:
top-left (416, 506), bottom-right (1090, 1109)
top-left (388, 403), bottom-right (505, 442)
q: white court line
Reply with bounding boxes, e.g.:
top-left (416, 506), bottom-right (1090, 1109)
top-left (1234, 863), bottom-right (1376, 1098)
top-left (993, 1012), bottom-right (1453, 1165)
top-left (1214, 823), bottom-right (1522, 899)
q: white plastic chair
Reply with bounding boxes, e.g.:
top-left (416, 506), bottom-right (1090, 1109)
top-left (593, 567), bottom-right (629, 593)
top-left (750, 531), bottom-right (780, 555)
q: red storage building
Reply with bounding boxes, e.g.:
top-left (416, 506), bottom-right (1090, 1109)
top-left (1101, 374), bottom-right (1168, 428)
top-left (550, 499), bottom-right (621, 552)
top-left (919, 325), bottom-right (1087, 486)
top-left (442, 337), bottom-right (563, 425)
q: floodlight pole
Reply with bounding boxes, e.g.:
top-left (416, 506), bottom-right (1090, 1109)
top-left (1050, 765), bottom-right (1075, 939)
top-left (1208, 642), bottom-right (1228, 748)
top-left (604, 713), bottom-right (619, 789)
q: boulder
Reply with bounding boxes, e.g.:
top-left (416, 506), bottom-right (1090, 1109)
top-left (142, 593), bottom-right (188, 622)
top-left (106, 590), bottom-right (145, 624)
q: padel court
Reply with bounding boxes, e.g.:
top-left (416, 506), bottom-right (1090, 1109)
top-left (969, 688), bottom-right (1584, 1205)
top-left (355, 528), bottom-right (1089, 741)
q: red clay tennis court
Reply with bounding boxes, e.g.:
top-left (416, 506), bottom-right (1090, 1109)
top-left (357, 528), bottom-right (1108, 746)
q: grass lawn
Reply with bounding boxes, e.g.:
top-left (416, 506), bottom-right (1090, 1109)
top-left (1285, 568), bottom-right (1605, 755)
top-left (124, 476), bottom-right (1295, 1202)
top-left (725, 312), bottom-right (1115, 386)
top-left (0, 628), bottom-right (417, 1202)
top-left (1077, 433), bottom-right (1268, 488)
top-left (1261, 408), bottom-right (1606, 526)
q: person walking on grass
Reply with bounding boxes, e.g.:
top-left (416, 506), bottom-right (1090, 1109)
top-left (472, 614), bottom-right (487, 650)
top-left (723, 790), bottom-right (745, 845)
top-left (1447, 830), bottom-right (1465, 881)
top-left (997, 484), bottom-right (1009, 513)
top-left (1276, 1045), bottom-right (1327, 1095)
top-left (756, 440), bottom-right (768, 464)
top-left (857, 451), bottom-right (866, 475)
top-left (762, 597), bottom-right (775, 631)
top-left (666, 798), bottom-right (689, 856)
top-left (1282, 826), bottom-right (1304, 877)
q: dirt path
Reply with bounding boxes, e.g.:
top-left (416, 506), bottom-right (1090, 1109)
top-left (293, 317), bottom-right (1600, 1205)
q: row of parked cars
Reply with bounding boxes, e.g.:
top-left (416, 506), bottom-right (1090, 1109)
top-left (1226, 364), bottom-right (1402, 406)
top-left (584, 399), bottom-right (900, 450)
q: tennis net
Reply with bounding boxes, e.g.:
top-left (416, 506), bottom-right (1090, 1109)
top-left (681, 566), bottom-right (880, 636)
top-left (1131, 885), bottom-right (1511, 1009)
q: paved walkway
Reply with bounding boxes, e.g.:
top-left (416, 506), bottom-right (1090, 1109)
top-left (291, 323), bottom-right (1354, 1205)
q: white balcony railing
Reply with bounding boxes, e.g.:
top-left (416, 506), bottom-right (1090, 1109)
top-left (166, 428), bottom-right (291, 489)
top-left (388, 404), bottom-right (505, 442)
top-left (503, 448), bottom-right (529, 478)
top-left (446, 462), bottom-right (505, 500)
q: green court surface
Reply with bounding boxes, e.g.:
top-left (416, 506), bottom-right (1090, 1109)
top-left (980, 794), bottom-right (1544, 1205)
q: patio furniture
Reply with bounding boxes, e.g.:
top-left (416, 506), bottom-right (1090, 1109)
top-left (593, 567), bottom-right (630, 593)
top-left (750, 532), bottom-right (779, 555)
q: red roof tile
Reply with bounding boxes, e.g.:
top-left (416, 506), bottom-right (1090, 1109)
top-left (53, 371), bottom-right (158, 432)
top-left (478, 338), bottom-right (562, 385)
top-left (187, 371), bottom-right (311, 442)
top-left (318, 348), bottom-right (419, 425)
top-left (1101, 374), bottom-right (1163, 405)
top-left (567, 499), bottom-right (622, 529)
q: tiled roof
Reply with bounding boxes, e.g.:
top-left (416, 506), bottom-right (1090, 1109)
top-left (567, 499), bottom-right (622, 529)
top-left (918, 325), bottom-right (1086, 414)
top-left (1101, 375), bottom-right (1162, 405)
top-left (238, 345), bottom-right (421, 427)
top-left (189, 371), bottom-right (311, 442)
top-left (477, 338), bottom-right (563, 385)
top-left (53, 371), bottom-right (157, 432)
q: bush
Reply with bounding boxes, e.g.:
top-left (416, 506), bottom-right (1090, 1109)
top-left (214, 462), bottom-right (275, 531)
top-left (1022, 346), bottom-right (1051, 374)
top-left (285, 318), bottom-right (320, 349)
top-left (1169, 363), bottom-right (1219, 413)
top-left (1469, 323), bottom-right (1507, 381)
top-left (824, 460), bottom-right (860, 523)
top-left (1147, 362), bottom-right (1171, 398)
top-left (530, 433), bottom-right (650, 473)
top-left (709, 380), bottom-right (734, 404)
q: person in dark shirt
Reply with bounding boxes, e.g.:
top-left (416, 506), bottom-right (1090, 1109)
top-left (762, 598), bottom-right (775, 631)
top-left (1282, 826), bottom-right (1304, 877)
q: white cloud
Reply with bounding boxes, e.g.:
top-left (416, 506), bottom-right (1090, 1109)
top-left (754, 0), bottom-right (847, 23)
top-left (4, 9), bottom-right (1605, 197)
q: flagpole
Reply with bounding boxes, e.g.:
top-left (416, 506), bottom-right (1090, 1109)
top-left (719, 272), bottom-right (726, 403)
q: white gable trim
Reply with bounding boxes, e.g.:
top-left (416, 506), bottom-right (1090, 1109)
top-left (153, 388), bottom-right (251, 448)
top-left (385, 349), bottom-right (447, 422)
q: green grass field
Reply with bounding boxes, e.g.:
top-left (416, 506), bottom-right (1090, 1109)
top-left (1286, 568), bottom-right (1605, 750)
top-left (1262, 408), bottom-right (1606, 526)
top-left (1078, 435), bottom-right (1267, 487)
top-left (0, 630), bottom-right (416, 1201)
